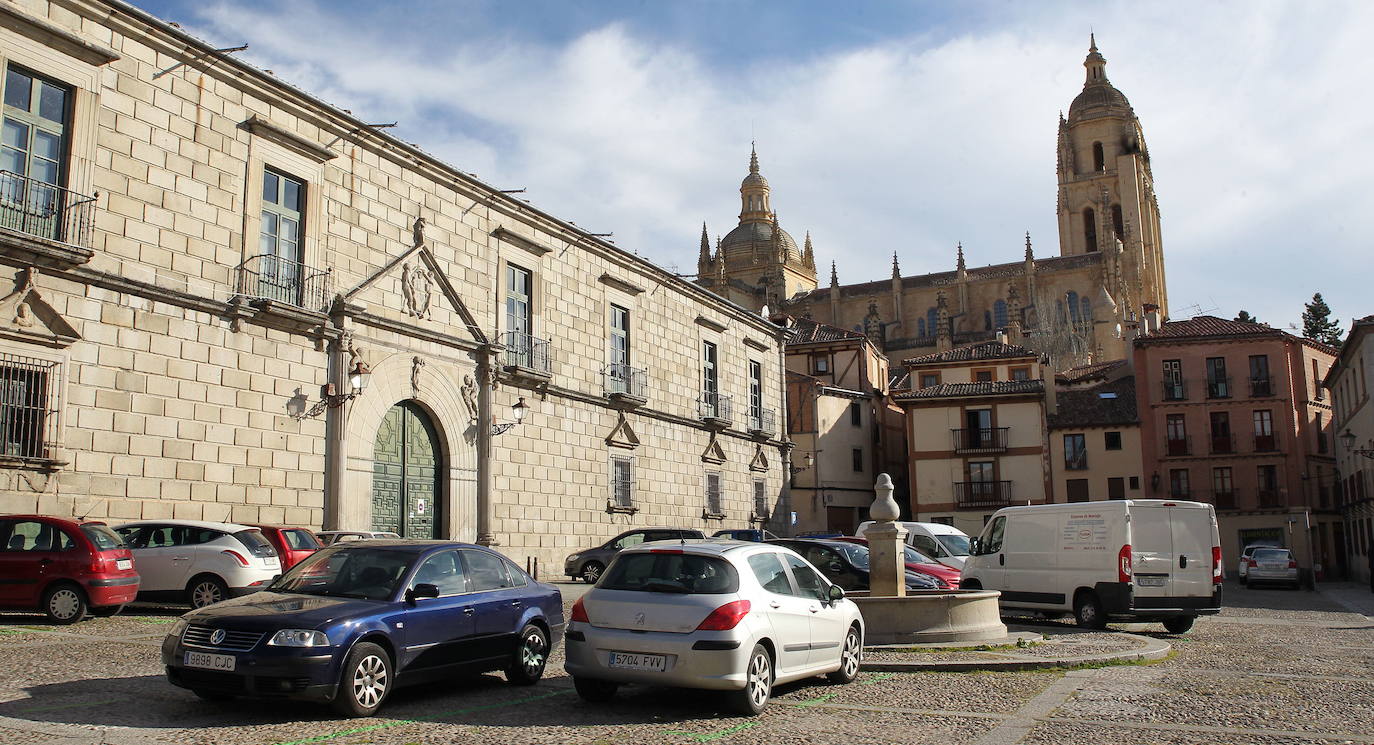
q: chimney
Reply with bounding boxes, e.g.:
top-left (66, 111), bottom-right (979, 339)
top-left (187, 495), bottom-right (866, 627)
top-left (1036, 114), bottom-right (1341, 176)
top-left (1043, 356), bottom-right (1058, 416)
top-left (1142, 303), bottom-right (1160, 334)
top-left (996, 330), bottom-right (1008, 345)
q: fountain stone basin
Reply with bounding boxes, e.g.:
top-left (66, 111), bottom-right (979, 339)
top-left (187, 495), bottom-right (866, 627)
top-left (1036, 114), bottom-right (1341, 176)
top-left (848, 589), bottom-right (1008, 645)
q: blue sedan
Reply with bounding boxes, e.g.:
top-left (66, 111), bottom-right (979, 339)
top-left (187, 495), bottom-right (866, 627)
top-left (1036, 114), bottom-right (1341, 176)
top-left (160, 540), bottom-right (564, 717)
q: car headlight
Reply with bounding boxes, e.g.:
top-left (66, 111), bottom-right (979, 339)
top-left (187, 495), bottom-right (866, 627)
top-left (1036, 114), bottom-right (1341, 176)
top-left (567, 553), bottom-right (581, 562)
top-left (267, 629), bottom-right (331, 647)
top-left (169, 618), bottom-right (189, 638)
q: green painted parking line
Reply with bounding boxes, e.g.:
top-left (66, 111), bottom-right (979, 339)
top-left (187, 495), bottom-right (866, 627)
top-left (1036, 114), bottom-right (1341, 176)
top-left (270, 689), bottom-right (571, 745)
top-left (14, 698), bottom-right (120, 713)
top-left (793, 692), bottom-right (839, 707)
top-left (666, 721), bottom-right (758, 742)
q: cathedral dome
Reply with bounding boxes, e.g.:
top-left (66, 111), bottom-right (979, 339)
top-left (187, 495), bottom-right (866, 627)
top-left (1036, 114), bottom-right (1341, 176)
top-left (720, 221), bottom-right (800, 263)
top-left (1068, 83), bottom-right (1132, 121)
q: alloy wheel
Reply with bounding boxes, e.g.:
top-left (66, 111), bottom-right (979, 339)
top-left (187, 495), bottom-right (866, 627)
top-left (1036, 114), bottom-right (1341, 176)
top-left (841, 630), bottom-right (861, 677)
top-left (746, 650), bottom-right (771, 709)
top-left (352, 654), bottom-right (388, 708)
top-left (192, 582), bottom-right (222, 608)
top-left (521, 630), bottom-right (547, 677)
top-left (49, 589), bottom-right (81, 620)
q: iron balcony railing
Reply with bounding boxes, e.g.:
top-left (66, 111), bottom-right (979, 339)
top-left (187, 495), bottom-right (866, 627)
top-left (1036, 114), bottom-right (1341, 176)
top-left (1206, 490), bottom-right (1237, 510)
top-left (1209, 433), bottom-right (1235, 454)
top-left (954, 480), bottom-right (1013, 509)
top-left (748, 407), bottom-right (776, 436)
top-left (0, 171), bottom-right (96, 248)
top-left (1249, 377), bottom-right (1274, 397)
top-left (698, 391), bottom-right (733, 423)
top-left (1254, 433), bottom-right (1278, 452)
top-left (1206, 376), bottom-right (1233, 399)
top-left (1064, 451), bottom-right (1089, 471)
top-left (1257, 488), bottom-right (1284, 509)
top-left (1168, 489), bottom-right (1192, 500)
top-left (235, 254), bottom-right (333, 312)
top-left (603, 363), bottom-right (647, 400)
top-left (503, 331), bottom-right (551, 375)
top-left (952, 427), bottom-right (1009, 454)
top-left (1165, 436), bottom-right (1191, 457)
top-left (1162, 380), bottom-right (1188, 401)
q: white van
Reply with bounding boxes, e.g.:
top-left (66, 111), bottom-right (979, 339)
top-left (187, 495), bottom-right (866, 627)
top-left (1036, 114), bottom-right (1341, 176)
top-left (856, 521), bottom-right (971, 570)
top-left (961, 500), bottom-right (1221, 633)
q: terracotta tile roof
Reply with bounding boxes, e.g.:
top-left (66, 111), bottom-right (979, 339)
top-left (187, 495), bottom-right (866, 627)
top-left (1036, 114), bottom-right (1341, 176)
top-left (903, 340), bottom-right (1039, 366)
top-left (893, 379), bottom-right (1044, 400)
top-left (1137, 315), bottom-right (1339, 355)
top-left (1056, 359), bottom-right (1127, 385)
top-left (786, 317), bottom-right (867, 345)
top-left (1047, 376), bottom-right (1139, 429)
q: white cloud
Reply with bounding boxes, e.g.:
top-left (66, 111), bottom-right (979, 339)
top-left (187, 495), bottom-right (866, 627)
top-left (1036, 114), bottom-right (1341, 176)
top-left (184, 0), bottom-right (1374, 329)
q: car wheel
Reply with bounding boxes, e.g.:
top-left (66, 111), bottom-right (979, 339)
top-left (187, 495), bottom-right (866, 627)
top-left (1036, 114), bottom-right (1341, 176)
top-left (827, 626), bottom-right (862, 684)
top-left (1162, 616), bottom-right (1195, 634)
top-left (42, 583), bottom-right (87, 624)
top-left (729, 643), bottom-right (773, 715)
top-left (187, 576), bottom-right (228, 609)
top-left (90, 605), bottom-right (125, 618)
top-left (573, 676), bottom-right (619, 702)
top-left (193, 689), bottom-right (233, 701)
top-left (962, 580), bottom-right (982, 590)
top-left (581, 562), bottom-right (604, 584)
top-left (333, 642), bottom-right (392, 718)
top-left (1074, 591), bottom-right (1107, 630)
top-left (506, 624), bottom-right (549, 685)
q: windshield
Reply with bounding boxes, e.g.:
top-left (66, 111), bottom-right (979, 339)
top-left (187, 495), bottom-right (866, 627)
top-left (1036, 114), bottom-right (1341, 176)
top-left (902, 545), bottom-right (938, 565)
top-left (80, 524), bottom-right (124, 550)
top-left (270, 546), bottom-right (416, 600)
top-left (234, 529), bottom-right (277, 557)
top-left (1253, 549), bottom-right (1291, 561)
top-left (936, 534), bottom-right (971, 556)
top-left (832, 543), bottom-right (869, 570)
top-left (599, 553), bottom-right (738, 594)
top-left (284, 529), bottom-right (321, 550)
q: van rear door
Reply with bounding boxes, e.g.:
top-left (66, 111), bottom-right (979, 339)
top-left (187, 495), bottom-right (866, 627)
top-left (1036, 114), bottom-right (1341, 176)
top-left (1130, 503), bottom-right (1216, 599)
top-left (1129, 504), bottom-right (1175, 599)
top-left (1168, 504), bottom-right (1216, 598)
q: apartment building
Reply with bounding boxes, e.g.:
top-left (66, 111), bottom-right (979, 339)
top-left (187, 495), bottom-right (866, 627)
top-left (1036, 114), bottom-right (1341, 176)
top-left (1326, 314), bottom-right (1374, 584)
top-left (1046, 361), bottom-right (1144, 503)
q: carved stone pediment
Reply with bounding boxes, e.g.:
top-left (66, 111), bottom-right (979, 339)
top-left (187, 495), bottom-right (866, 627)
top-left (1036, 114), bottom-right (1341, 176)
top-left (701, 432), bottom-right (727, 464)
top-left (0, 268), bottom-right (79, 348)
top-left (749, 445), bottom-right (770, 472)
top-left (606, 411), bottom-right (640, 450)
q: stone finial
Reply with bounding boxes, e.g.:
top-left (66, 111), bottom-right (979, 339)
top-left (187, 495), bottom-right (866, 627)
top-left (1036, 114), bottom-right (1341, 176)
top-left (1084, 33), bottom-right (1108, 84)
top-left (749, 141), bottom-right (760, 174)
top-left (956, 242), bottom-right (966, 273)
top-left (871, 473), bottom-right (900, 521)
top-left (891, 252), bottom-right (901, 279)
top-left (830, 261), bottom-right (839, 287)
top-left (1025, 231), bottom-right (1034, 261)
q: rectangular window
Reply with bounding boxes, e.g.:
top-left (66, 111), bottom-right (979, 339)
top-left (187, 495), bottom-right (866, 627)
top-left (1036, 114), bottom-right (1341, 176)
top-left (974, 370), bottom-right (994, 382)
top-left (1210, 412), bottom-right (1232, 453)
top-left (611, 456), bottom-right (633, 508)
top-left (1010, 366), bottom-right (1031, 381)
top-left (1066, 479), bottom-right (1090, 503)
top-left (849, 402), bottom-right (862, 427)
top-left (1162, 360), bottom-right (1185, 400)
top-left (749, 360), bottom-right (763, 424)
top-left (1205, 357), bottom-right (1230, 398)
top-left (1169, 469), bottom-right (1190, 497)
top-left (256, 167), bottom-right (307, 304)
top-left (1316, 412), bottom-right (1327, 454)
top-left (851, 448), bottom-right (863, 472)
top-left (1166, 414), bottom-right (1188, 455)
top-left (1107, 477), bottom-right (1125, 500)
top-left (1212, 467), bottom-right (1233, 506)
top-left (812, 355), bottom-right (829, 374)
top-left (1129, 476), bottom-right (1140, 490)
top-left (1249, 355), bottom-right (1272, 396)
top-left (1253, 410), bottom-right (1275, 451)
top-left (701, 340), bottom-right (719, 416)
top-left (753, 479), bottom-right (767, 518)
top-left (920, 373), bottom-right (940, 388)
top-left (1064, 433), bottom-right (1087, 470)
top-left (705, 472), bottom-right (723, 514)
top-left (609, 304), bottom-right (630, 367)
top-left (2, 66), bottom-right (71, 242)
top-left (0, 353), bottom-right (58, 459)
top-left (1104, 431), bottom-right (1122, 450)
top-left (505, 264), bottom-right (532, 336)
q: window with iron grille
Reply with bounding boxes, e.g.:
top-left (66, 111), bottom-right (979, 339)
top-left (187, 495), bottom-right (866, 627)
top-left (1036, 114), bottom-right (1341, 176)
top-left (706, 472), bottom-right (723, 514)
top-left (610, 456), bottom-right (633, 507)
top-left (753, 479), bottom-right (767, 518)
top-left (0, 353), bottom-right (59, 460)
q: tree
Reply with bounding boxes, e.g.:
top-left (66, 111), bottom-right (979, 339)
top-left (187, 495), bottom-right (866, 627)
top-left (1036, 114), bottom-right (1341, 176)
top-left (1301, 293), bottom-right (1343, 347)
top-left (1234, 310), bottom-right (1261, 324)
top-left (1018, 289), bottom-right (1096, 371)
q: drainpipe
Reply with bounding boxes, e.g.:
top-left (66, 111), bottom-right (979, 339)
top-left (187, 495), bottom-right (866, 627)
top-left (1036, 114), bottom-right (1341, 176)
top-left (776, 332), bottom-right (792, 537)
top-left (476, 348), bottom-right (497, 546)
top-left (322, 328), bottom-right (347, 531)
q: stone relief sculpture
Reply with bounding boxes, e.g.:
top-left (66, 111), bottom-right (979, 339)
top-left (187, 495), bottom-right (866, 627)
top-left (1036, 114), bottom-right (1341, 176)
top-left (401, 262), bottom-right (433, 319)
top-left (460, 374), bottom-right (479, 424)
top-left (411, 356), bottom-right (426, 399)
top-left (412, 215), bottom-right (426, 249)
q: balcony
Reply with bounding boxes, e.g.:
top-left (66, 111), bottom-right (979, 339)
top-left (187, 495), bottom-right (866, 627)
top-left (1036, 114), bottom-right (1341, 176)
top-left (954, 480), bottom-right (1013, 509)
top-left (1064, 451), bottom-right (1089, 471)
top-left (502, 331), bottom-right (552, 381)
top-left (1257, 488), bottom-right (1284, 509)
top-left (1205, 490), bottom-right (1237, 510)
top-left (1209, 433), bottom-right (1235, 455)
top-left (1206, 376), bottom-right (1233, 399)
top-left (747, 407), bottom-right (776, 437)
top-left (603, 363), bottom-right (647, 407)
top-left (951, 427), bottom-right (1009, 454)
top-left (1254, 433), bottom-right (1278, 452)
top-left (0, 171), bottom-right (96, 249)
top-left (1162, 380), bottom-right (1188, 401)
top-left (1249, 377), bottom-right (1274, 397)
top-left (698, 391), bottom-right (733, 427)
top-left (1165, 436), bottom-right (1191, 457)
top-left (235, 254), bottom-right (333, 312)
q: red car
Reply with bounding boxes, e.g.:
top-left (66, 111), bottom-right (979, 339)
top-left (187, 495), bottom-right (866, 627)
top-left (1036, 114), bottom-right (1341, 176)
top-left (835, 536), bottom-right (962, 589)
top-left (0, 515), bottom-right (139, 623)
top-left (248, 524), bottom-right (322, 569)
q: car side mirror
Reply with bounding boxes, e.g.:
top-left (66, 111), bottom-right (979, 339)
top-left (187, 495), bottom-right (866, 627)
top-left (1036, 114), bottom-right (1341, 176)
top-left (969, 538), bottom-right (982, 556)
top-left (407, 583), bottom-right (440, 603)
top-left (828, 584), bottom-right (845, 602)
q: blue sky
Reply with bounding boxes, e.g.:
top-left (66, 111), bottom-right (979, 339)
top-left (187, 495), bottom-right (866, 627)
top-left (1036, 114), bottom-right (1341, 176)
top-left (130, 0), bottom-right (1374, 331)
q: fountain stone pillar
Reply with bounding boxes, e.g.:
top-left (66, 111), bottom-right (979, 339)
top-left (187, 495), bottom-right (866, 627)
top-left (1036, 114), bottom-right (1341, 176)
top-left (866, 473), bottom-right (908, 597)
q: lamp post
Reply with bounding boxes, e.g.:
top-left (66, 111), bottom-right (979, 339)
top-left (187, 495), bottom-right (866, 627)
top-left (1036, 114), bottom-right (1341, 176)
top-left (293, 360), bottom-right (371, 420)
top-left (1340, 430), bottom-right (1374, 459)
top-left (492, 397), bottom-right (527, 436)
top-left (789, 452), bottom-right (815, 476)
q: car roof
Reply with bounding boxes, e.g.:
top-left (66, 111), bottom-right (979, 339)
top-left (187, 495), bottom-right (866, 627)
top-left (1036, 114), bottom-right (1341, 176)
top-left (619, 538), bottom-right (764, 557)
top-left (318, 530), bottom-right (398, 535)
top-left (320, 539), bottom-right (488, 554)
top-left (116, 519), bottom-right (257, 532)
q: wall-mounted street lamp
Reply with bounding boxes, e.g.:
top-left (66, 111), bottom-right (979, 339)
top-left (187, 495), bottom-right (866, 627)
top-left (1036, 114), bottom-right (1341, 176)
top-left (492, 397), bottom-right (528, 436)
top-left (292, 361), bottom-right (371, 420)
top-left (789, 452), bottom-right (815, 476)
top-left (1340, 430), bottom-right (1374, 459)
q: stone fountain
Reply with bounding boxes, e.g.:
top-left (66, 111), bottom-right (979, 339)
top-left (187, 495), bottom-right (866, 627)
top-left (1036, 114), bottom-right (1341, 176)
top-left (849, 473), bottom-right (1008, 644)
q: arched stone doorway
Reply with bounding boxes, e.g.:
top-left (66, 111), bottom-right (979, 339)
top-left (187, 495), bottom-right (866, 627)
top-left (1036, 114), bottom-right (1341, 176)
top-left (372, 401), bottom-right (442, 538)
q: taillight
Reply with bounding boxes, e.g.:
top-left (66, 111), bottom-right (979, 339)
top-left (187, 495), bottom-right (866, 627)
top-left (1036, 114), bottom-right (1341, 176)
top-left (570, 597), bottom-right (589, 623)
top-left (221, 549), bottom-right (250, 567)
top-left (1288, 560), bottom-right (1297, 569)
top-left (1246, 558), bottom-right (1258, 568)
top-left (1211, 547), bottom-right (1222, 584)
top-left (650, 549), bottom-right (684, 554)
top-left (696, 599), bottom-right (752, 631)
top-left (1118, 544), bottom-right (1133, 583)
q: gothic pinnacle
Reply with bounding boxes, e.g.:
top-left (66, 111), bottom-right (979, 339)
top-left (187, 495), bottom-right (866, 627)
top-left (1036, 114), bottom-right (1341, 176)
top-left (803, 231), bottom-right (815, 269)
top-left (956, 242), bottom-right (966, 272)
top-left (830, 261), bottom-right (838, 287)
top-left (698, 222), bottom-right (710, 264)
top-left (891, 251), bottom-right (900, 279)
top-left (749, 141), bottom-right (759, 174)
top-left (1025, 232), bottom-right (1034, 261)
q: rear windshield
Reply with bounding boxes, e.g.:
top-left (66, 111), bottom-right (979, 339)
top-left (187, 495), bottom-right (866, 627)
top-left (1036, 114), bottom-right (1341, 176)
top-left (599, 553), bottom-right (739, 594)
top-left (80, 524), bottom-right (124, 550)
top-left (1253, 549), bottom-right (1291, 561)
top-left (902, 545), bottom-right (937, 565)
top-left (284, 529), bottom-right (321, 550)
top-left (937, 534), bottom-right (971, 556)
top-left (234, 529), bottom-right (278, 557)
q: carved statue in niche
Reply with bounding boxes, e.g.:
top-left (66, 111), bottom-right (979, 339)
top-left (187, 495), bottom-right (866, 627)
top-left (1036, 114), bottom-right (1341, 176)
top-left (344, 332), bottom-right (366, 372)
top-left (412, 215), bottom-right (426, 249)
top-left (460, 374), bottom-right (479, 424)
top-left (411, 356), bottom-right (426, 399)
top-left (401, 263), bottom-right (433, 319)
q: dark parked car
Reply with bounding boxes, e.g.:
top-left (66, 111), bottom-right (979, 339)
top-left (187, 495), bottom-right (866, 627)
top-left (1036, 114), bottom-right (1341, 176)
top-left (161, 540), bottom-right (564, 717)
top-left (249, 524), bottom-right (322, 570)
top-left (0, 515), bottom-right (140, 623)
top-left (768, 539), bottom-right (939, 591)
top-left (564, 528), bottom-right (705, 583)
top-left (711, 529), bottom-right (779, 542)
top-left (833, 537), bottom-right (962, 589)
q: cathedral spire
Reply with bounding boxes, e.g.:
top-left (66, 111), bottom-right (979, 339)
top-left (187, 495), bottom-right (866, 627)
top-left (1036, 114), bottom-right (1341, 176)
top-left (956, 242), bottom-right (966, 273)
top-left (1084, 34), bottom-right (1108, 84)
top-left (739, 143), bottom-right (772, 224)
top-left (697, 222), bottom-right (711, 274)
top-left (749, 141), bottom-right (759, 174)
top-left (803, 232), bottom-right (815, 269)
top-left (830, 261), bottom-right (838, 288)
top-left (1024, 232), bottom-right (1034, 261)
top-left (891, 252), bottom-right (900, 279)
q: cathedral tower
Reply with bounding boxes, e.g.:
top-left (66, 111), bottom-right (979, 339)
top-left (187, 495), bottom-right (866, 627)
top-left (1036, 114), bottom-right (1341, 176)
top-left (1056, 36), bottom-right (1168, 319)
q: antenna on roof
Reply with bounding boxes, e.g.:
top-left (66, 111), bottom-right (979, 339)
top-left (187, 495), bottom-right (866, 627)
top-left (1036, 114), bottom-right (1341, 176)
top-left (76, 498), bottom-right (107, 521)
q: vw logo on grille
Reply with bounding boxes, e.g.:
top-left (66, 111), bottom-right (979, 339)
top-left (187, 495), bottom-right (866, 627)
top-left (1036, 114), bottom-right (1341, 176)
top-left (209, 629), bottom-right (227, 645)
top-left (634, 612), bottom-right (645, 626)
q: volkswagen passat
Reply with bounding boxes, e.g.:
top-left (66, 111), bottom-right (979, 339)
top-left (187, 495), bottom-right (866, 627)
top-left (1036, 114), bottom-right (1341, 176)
top-left (161, 540), bottom-right (563, 717)
top-left (564, 539), bottom-right (863, 714)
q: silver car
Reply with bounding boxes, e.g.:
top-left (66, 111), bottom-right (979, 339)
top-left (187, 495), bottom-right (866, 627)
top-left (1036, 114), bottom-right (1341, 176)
top-left (564, 539), bottom-right (864, 714)
top-left (1244, 547), bottom-right (1299, 589)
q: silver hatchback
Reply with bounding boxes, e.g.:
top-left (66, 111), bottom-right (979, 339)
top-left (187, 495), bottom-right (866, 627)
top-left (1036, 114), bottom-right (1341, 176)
top-left (564, 539), bottom-right (864, 714)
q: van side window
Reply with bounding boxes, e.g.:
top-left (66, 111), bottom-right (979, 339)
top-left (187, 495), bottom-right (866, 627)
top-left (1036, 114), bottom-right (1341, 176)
top-left (910, 534), bottom-right (941, 557)
top-left (984, 516), bottom-right (1006, 554)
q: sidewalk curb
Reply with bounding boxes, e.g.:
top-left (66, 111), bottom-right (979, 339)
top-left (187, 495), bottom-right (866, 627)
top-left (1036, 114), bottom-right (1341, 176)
top-left (860, 632), bottom-right (1171, 672)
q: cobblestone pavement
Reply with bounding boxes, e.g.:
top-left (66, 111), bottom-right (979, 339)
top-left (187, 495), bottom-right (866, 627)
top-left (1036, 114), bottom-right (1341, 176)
top-left (1, 582), bottom-right (1371, 745)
